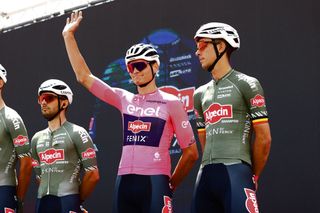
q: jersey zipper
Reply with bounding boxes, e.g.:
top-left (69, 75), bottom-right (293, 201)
top-left (47, 131), bottom-right (53, 195)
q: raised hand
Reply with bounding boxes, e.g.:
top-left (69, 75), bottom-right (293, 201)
top-left (62, 11), bottom-right (83, 37)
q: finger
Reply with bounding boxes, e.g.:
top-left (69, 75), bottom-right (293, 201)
top-left (66, 17), bottom-right (70, 24)
top-left (71, 12), bottom-right (75, 21)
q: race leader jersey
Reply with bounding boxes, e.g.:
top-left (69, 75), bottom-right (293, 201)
top-left (194, 69), bottom-right (268, 166)
top-left (31, 121), bottom-right (98, 198)
top-left (0, 106), bottom-right (30, 186)
top-left (89, 78), bottom-right (195, 177)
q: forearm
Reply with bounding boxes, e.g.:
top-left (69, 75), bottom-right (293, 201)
top-left (63, 32), bottom-right (93, 89)
top-left (170, 144), bottom-right (198, 190)
top-left (17, 157), bottom-right (33, 200)
top-left (79, 169), bottom-right (100, 202)
top-left (252, 134), bottom-right (271, 177)
top-left (197, 130), bottom-right (206, 153)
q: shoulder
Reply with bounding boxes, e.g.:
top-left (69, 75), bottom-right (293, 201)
top-left (2, 106), bottom-right (22, 120)
top-left (31, 129), bottom-right (48, 142)
top-left (195, 80), bottom-right (213, 94)
top-left (229, 70), bottom-right (262, 92)
top-left (63, 122), bottom-right (91, 143)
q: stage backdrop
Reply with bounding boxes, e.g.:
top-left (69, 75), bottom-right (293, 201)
top-left (0, 0), bottom-right (319, 212)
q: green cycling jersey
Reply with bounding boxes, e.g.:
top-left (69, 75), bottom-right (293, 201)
top-left (31, 121), bottom-right (98, 198)
top-left (194, 69), bottom-right (269, 166)
top-left (0, 106), bottom-right (30, 186)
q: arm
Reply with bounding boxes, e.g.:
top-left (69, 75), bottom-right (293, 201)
top-left (170, 143), bottom-right (198, 190)
top-left (197, 129), bottom-right (206, 153)
top-left (251, 123), bottom-right (271, 183)
top-left (17, 156), bottom-right (33, 200)
top-left (62, 11), bottom-right (95, 89)
top-left (80, 169), bottom-right (100, 202)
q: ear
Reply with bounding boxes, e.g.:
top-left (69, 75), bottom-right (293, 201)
top-left (152, 63), bottom-right (159, 73)
top-left (217, 41), bottom-right (227, 54)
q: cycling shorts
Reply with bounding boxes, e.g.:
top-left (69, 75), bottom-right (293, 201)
top-left (0, 186), bottom-right (16, 213)
top-left (36, 194), bottom-right (81, 213)
top-left (192, 163), bottom-right (259, 213)
top-left (113, 174), bottom-right (173, 213)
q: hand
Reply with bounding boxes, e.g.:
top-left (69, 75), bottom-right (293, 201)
top-left (80, 205), bottom-right (88, 213)
top-left (62, 11), bottom-right (83, 37)
top-left (16, 199), bottom-right (24, 213)
top-left (252, 175), bottom-right (259, 191)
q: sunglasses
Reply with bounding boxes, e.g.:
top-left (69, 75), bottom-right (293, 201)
top-left (38, 94), bottom-right (58, 104)
top-left (196, 40), bottom-right (214, 51)
top-left (127, 61), bottom-right (150, 73)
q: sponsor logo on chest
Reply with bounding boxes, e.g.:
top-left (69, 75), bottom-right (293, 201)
top-left (204, 103), bottom-right (233, 124)
top-left (128, 120), bottom-right (151, 133)
top-left (39, 148), bottom-right (64, 164)
top-left (127, 104), bottom-right (160, 117)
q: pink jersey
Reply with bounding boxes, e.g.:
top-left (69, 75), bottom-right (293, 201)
top-left (89, 78), bottom-right (195, 177)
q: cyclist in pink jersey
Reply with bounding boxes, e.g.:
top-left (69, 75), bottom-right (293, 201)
top-left (62, 11), bottom-right (199, 213)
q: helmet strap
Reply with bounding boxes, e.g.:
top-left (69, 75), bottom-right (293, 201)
top-left (136, 63), bottom-right (156, 88)
top-left (207, 41), bottom-right (227, 72)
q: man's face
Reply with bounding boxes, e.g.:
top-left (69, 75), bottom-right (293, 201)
top-left (38, 92), bottom-right (59, 120)
top-left (127, 60), bottom-right (155, 86)
top-left (195, 38), bottom-right (217, 70)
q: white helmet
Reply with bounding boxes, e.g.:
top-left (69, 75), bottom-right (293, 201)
top-left (194, 22), bottom-right (240, 49)
top-left (0, 64), bottom-right (7, 83)
top-left (125, 43), bottom-right (160, 66)
top-left (38, 79), bottom-right (73, 104)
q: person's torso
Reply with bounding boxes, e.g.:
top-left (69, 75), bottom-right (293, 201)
top-left (0, 106), bottom-right (30, 186)
top-left (195, 70), bottom-right (268, 166)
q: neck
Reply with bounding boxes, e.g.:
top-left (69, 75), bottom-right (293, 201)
top-left (137, 82), bottom-right (157, 95)
top-left (48, 113), bottom-right (67, 131)
top-left (0, 96), bottom-right (5, 109)
top-left (210, 59), bottom-right (232, 80)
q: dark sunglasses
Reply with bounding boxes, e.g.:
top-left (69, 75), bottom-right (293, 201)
top-left (127, 61), bottom-right (150, 73)
top-left (38, 94), bottom-right (58, 104)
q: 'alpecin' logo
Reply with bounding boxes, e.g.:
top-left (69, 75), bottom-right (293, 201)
top-left (250, 94), bottom-right (265, 107)
top-left (162, 196), bottom-right (172, 213)
top-left (204, 103), bottom-right (232, 124)
top-left (244, 188), bottom-right (259, 213)
top-left (39, 149), bottom-right (64, 164)
top-left (82, 148), bottom-right (96, 159)
top-left (13, 135), bottom-right (28, 146)
top-left (128, 120), bottom-right (151, 133)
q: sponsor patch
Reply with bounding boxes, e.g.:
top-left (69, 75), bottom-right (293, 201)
top-left (162, 196), bottom-right (173, 213)
top-left (32, 159), bottom-right (40, 167)
top-left (250, 94), bottom-right (265, 107)
top-left (5, 208), bottom-right (14, 213)
top-left (128, 120), bottom-right (151, 133)
top-left (244, 188), bottom-right (259, 213)
top-left (13, 135), bottom-right (28, 146)
top-left (82, 148), bottom-right (96, 159)
top-left (204, 103), bottom-right (233, 124)
top-left (39, 149), bottom-right (64, 164)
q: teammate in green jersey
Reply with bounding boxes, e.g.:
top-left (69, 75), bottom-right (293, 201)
top-left (31, 79), bottom-right (99, 213)
top-left (191, 23), bottom-right (272, 213)
top-left (0, 64), bottom-right (32, 213)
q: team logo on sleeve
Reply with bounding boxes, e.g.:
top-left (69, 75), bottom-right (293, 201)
top-left (250, 95), bottom-right (265, 107)
top-left (128, 120), bottom-right (151, 133)
top-left (204, 103), bottom-right (233, 124)
top-left (244, 188), bottom-right (259, 213)
top-left (82, 148), bottom-right (96, 159)
top-left (13, 135), bottom-right (28, 146)
top-left (39, 149), bottom-right (64, 164)
top-left (162, 196), bottom-right (173, 213)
